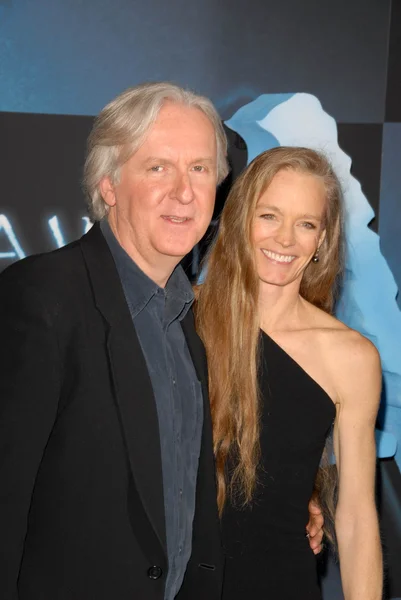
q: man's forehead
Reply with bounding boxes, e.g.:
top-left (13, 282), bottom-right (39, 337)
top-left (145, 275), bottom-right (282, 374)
top-left (151, 102), bottom-right (215, 135)
top-left (136, 111), bottom-right (217, 157)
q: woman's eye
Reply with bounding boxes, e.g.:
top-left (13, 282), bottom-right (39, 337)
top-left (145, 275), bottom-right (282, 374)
top-left (260, 213), bottom-right (275, 220)
top-left (301, 222), bottom-right (316, 229)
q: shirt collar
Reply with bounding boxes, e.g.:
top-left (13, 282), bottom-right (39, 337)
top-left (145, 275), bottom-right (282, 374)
top-left (100, 219), bottom-right (194, 318)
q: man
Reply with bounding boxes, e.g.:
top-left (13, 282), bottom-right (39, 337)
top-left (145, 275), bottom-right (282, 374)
top-left (0, 82), bottom-right (323, 600)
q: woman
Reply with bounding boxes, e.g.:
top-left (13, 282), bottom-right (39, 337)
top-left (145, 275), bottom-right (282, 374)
top-left (196, 147), bottom-right (382, 599)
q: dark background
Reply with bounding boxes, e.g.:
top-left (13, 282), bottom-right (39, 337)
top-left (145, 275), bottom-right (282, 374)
top-left (1, 1), bottom-right (400, 597)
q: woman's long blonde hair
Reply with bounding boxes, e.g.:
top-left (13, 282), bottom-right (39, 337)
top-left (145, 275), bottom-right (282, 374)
top-left (196, 147), bottom-right (343, 537)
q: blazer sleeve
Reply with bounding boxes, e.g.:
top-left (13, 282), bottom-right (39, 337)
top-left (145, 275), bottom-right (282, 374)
top-left (0, 269), bottom-right (61, 598)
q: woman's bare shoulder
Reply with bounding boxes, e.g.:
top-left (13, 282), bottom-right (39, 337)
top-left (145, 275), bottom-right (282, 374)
top-left (307, 313), bottom-right (381, 410)
top-left (303, 302), bottom-right (380, 377)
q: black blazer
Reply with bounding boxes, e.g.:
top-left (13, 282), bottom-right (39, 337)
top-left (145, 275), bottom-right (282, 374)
top-left (0, 223), bottom-right (223, 600)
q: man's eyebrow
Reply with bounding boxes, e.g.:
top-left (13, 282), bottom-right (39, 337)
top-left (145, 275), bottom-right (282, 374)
top-left (142, 157), bottom-right (216, 165)
top-left (190, 157), bottom-right (216, 165)
top-left (143, 157), bottom-right (171, 164)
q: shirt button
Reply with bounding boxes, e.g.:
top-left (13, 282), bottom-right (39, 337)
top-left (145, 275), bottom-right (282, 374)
top-left (172, 378), bottom-right (176, 385)
top-left (179, 488), bottom-right (183, 496)
top-left (179, 546), bottom-right (182, 554)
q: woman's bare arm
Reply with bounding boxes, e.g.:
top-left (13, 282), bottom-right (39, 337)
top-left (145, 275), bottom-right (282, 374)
top-left (332, 332), bottom-right (382, 600)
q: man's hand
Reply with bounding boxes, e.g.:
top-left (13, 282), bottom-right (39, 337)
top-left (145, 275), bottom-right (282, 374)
top-left (306, 498), bottom-right (324, 554)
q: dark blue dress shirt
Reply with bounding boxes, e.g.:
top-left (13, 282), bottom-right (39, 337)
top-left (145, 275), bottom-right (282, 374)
top-left (100, 219), bottom-right (203, 600)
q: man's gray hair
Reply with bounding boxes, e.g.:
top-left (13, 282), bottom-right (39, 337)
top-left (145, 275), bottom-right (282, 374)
top-left (83, 82), bottom-right (230, 221)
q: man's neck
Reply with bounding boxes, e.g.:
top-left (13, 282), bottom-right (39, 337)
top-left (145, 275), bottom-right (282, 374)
top-left (106, 218), bottom-right (179, 288)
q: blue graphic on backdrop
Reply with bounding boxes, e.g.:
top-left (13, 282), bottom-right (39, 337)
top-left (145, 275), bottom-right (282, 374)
top-left (0, 0), bottom-right (263, 118)
top-left (0, 0), bottom-right (390, 122)
top-left (225, 93), bottom-right (400, 465)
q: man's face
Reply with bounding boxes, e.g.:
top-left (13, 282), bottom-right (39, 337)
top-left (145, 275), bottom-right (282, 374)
top-left (101, 102), bottom-right (217, 280)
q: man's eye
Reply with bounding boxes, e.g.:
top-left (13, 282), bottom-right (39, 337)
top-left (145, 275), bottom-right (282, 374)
top-left (150, 165), bottom-right (164, 172)
top-left (192, 165), bottom-right (206, 172)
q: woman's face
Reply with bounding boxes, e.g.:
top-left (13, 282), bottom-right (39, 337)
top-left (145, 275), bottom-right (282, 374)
top-left (252, 169), bottom-right (326, 289)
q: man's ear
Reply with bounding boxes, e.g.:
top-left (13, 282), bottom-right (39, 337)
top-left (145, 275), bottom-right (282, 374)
top-left (99, 176), bottom-right (116, 208)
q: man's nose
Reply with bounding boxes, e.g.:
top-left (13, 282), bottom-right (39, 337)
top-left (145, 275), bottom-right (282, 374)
top-left (172, 172), bottom-right (195, 204)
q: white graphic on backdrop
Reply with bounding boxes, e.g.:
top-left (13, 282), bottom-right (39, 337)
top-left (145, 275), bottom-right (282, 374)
top-left (0, 215), bottom-right (93, 258)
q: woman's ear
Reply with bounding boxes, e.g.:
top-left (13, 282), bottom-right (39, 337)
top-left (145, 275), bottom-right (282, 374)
top-left (318, 228), bottom-right (326, 249)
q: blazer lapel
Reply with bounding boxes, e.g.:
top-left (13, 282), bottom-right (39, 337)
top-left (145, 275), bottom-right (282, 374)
top-left (181, 309), bottom-right (222, 565)
top-left (181, 309), bottom-right (208, 391)
top-left (80, 223), bottom-right (167, 561)
top-left (181, 309), bottom-right (216, 486)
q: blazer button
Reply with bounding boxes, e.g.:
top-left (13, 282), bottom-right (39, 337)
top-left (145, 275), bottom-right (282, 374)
top-left (148, 566), bottom-right (163, 580)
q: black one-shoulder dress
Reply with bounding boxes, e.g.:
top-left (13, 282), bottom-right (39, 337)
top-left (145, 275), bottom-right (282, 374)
top-left (221, 331), bottom-right (335, 600)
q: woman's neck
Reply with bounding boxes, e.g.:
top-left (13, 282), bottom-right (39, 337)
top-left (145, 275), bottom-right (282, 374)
top-left (258, 280), bottom-right (306, 333)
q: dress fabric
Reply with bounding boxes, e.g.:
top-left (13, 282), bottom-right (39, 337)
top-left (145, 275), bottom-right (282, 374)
top-left (221, 330), bottom-right (336, 600)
